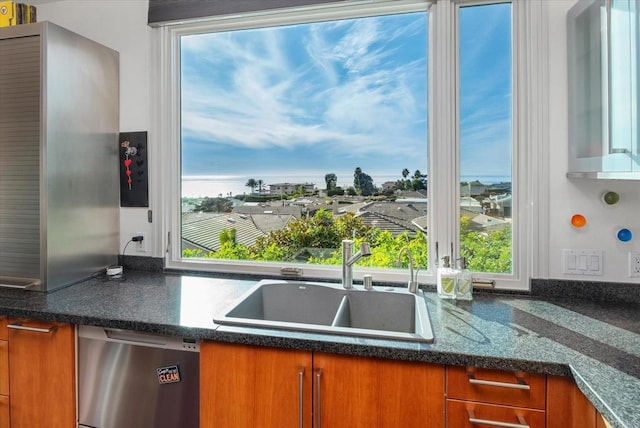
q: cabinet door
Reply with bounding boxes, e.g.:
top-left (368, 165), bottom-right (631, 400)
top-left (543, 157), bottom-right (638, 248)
top-left (8, 319), bottom-right (75, 428)
top-left (0, 395), bottom-right (8, 428)
top-left (547, 375), bottom-right (596, 428)
top-left (313, 353), bottom-right (444, 428)
top-left (201, 342), bottom-right (312, 428)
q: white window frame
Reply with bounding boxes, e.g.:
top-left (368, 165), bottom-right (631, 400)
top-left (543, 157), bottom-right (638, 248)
top-left (152, 0), bottom-right (549, 290)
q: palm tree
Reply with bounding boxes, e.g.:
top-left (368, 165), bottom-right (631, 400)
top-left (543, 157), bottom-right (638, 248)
top-left (245, 178), bottom-right (257, 194)
top-left (257, 179), bottom-right (264, 194)
top-left (325, 173), bottom-right (337, 191)
top-left (402, 168), bottom-right (411, 190)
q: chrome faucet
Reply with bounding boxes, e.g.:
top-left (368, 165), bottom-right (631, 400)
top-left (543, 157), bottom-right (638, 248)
top-left (396, 246), bottom-right (419, 293)
top-left (342, 239), bottom-right (371, 289)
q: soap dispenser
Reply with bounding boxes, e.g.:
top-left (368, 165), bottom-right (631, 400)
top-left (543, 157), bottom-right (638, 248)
top-left (437, 256), bottom-right (456, 299)
top-left (456, 257), bottom-right (473, 301)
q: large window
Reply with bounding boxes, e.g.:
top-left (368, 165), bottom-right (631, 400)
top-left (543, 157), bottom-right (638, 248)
top-left (159, 0), bottom-right (543, 289)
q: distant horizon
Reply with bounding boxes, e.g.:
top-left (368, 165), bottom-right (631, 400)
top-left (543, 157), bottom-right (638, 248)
top-left (181, 173), bottom-right (511, 198)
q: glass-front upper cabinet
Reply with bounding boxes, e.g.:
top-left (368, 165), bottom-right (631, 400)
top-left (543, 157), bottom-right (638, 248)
top-left (568, 0), bottom-right (639, 179)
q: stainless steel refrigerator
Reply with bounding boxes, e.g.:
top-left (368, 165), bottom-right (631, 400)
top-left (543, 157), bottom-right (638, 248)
top-left (0, 21), bottom-right (120, 292)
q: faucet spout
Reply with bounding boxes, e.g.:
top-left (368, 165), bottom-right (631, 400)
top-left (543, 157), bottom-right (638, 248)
top-left (346, 242), bottom-right (371, 266)
top-left (342, 240), bottom-right (371, 289)
top-left (397, 246), bottom-right (419, 293)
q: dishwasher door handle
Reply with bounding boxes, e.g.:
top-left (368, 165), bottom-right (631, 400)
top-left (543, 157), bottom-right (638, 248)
top-left (104, 328), bottom-right (169, 346)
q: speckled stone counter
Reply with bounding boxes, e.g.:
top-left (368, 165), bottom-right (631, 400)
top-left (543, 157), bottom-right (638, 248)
top-left (0, 271), bottom-right (636, 428)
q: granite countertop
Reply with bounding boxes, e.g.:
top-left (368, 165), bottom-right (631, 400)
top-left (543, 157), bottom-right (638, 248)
top-left (0, 271), bottom-right (637, 428)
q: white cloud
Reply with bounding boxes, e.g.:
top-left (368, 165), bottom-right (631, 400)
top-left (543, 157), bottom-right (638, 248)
top-left (181, 14), bottom-right (428, 162)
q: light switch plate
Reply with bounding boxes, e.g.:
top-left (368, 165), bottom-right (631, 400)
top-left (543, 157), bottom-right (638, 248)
top-left (562, 249), bottom-right (603, 276)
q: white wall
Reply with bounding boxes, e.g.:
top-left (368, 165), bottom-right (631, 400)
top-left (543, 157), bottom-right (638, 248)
top-left (546, 0), bottom-right (639, 284)
top-left (36, 0), bottom-right (640, 284)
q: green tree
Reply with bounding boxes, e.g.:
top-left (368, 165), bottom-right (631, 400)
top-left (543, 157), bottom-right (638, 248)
top-left (194, 197), bottom-right (233, 212)
top-left (353, 167), bottom-right (375, 196)
top-left (325, 173), bottom-right (337, 191)
top-left (353, 167), bottom-right (362, 194)
top-left (411, 170), bottom-right (427, 191)
top-left (460, 218), bottom-right (512, 273)
top-left (219, 228), bottom-right (236, 246)
top-left (399, 168), bottom-right (411, 190)
top-left (257, 179), bottom-right (265, 194)
top-left (251, 210), bottom-right (371, 261)
top-left (245, 178), bottom-right (257, 194)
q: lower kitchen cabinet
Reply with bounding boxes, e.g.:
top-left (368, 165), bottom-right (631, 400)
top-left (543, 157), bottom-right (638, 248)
top-left (313, 352), bottom-right (444, 428)
top-left (446, 399), bottom-right (545, 428)
top-left (446, 366), bottom-right (546, 428)
top-left (200, 342), bottom-right (445, 428)
top-left (446, 367), bottom-right (603, 428)
top-left (0, 317), bottom-right (8, 428)
top-left (547, 375), bottom-right (597, 428)
top-left (0, 396), bottom-right (8, 428)
top-left (7, 318), bottom-right (75, 428)
top-left (597, 411), bottom-right (613, 428)
top-left (201, 341), bottom-right (312, 428)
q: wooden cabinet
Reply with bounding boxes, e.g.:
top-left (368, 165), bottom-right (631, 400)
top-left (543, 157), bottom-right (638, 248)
top-left (547, 375), bottom-right (597, 428)
top-left (0, 317), bottom-right (7, 428)
top-left (446, 366), bottom-right (546, 428)
top-left (7, 318), bottom-right (75, 428)
top-left (201, 342), bottom-right (312, 428)
top-left (597, 411), bottom-right (613, 428)
top-left (201, 342), bottom-right (445, 428)
top-left (447, 399), bottom-right (545, 428)
top-left (314, 352), bottom-right (444, 428)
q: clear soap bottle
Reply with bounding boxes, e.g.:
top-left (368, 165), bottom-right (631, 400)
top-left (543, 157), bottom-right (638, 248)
top-left (456, 257), bottom-right (473, 301)
top-left (437, 256), bottom-right (457, 299)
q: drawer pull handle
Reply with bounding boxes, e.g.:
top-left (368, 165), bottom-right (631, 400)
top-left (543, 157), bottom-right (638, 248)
top-left (7, 322), bottom-right (57, 334)
top-left (315, 369), bottom-right (322, 428)
top-left (467, 372), bottom-right (530, 390)
top-left (467, 409), bottom-right (530, 428)
top-left (298, 367), bottom-right (305, 428)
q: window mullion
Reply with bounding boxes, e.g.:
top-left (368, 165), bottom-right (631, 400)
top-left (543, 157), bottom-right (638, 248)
top-left (429, 0), bottom-right (458, 271)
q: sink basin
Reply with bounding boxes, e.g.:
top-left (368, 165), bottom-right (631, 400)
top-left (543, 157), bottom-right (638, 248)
top-left (214, 279), bottom-right (434, 343)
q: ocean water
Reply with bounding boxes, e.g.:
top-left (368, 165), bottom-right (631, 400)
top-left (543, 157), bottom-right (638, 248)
top-left (181, 174), bottom-right (511, 198)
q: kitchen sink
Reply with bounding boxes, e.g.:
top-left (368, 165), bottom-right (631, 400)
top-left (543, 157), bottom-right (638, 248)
top-left (214, 279), bottom-right (434, 343)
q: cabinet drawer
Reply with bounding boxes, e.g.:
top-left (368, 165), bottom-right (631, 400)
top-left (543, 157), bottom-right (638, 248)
top-left (447, 366), bottom-right (546, 409)
top-left (447, 399), bottom-right (545, 428)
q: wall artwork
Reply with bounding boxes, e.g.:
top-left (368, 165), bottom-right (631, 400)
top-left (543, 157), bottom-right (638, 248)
top-left (119, 131), bottom-right (149, 207)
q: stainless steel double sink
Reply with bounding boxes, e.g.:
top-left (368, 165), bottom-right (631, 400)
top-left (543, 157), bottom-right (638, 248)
top-left (214, 279), bottom-right (434, 343)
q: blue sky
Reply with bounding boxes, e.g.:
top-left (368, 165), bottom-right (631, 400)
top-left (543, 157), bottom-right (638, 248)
top-left (180, 4), bottom-right (511, 185)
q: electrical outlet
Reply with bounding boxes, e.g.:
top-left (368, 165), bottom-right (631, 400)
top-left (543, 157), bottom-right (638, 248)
top-left (629, 252), bottom-right (640, 278)
top-left (135, 233), bottom-right (146, 253)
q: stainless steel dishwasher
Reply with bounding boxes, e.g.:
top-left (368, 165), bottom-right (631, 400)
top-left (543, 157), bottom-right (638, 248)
top-left (78, 325), bottom-right (199, 428)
